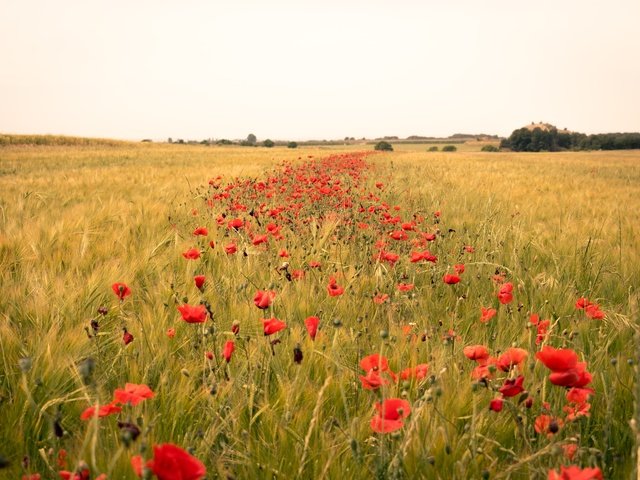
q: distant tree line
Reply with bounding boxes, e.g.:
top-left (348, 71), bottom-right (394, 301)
top-left (501, 128), bottom-right (640, 152)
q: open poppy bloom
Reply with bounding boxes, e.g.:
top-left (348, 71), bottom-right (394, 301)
top-left (112, 282), bottom-right (131, 300)
top-left (224, 242), bottom-right (238, 254)
top-left (498, 375), bottom-right (525, 397)
top-left (192, 226), bottom-right (208, 236)
top-left (496, 347), bottom-right (528, 372)
top-left (480, 307), bottom-right (497, 323)
top-left (182, 248), bottom-right (201, 260)
top-left (304, 316), bottom-right (319, 340)
top-left (254, 290), bottom-right (276, 309)
top-left (327, 276), bottom-right (344, 296)
top-left (399, 364), bottom-right (429, 381)
top-left (443, 274), bottom-right (460, 285)
top-left (370, 398), bottom-right (411, 433)
top-left (113, 383), bottom-right (155, 406)
top-left (397, 283), bottom-right (414, 292)
top-left (262, 317), bottom-right (287, 335)
top-left (548, 465), bottom-right (602, 480)
top-left (489, 397), bottom-right (504, 412)
top-left (80, 402), bottom-right (122, 420)
top-left (463, 345), bottom-right (490, 362)
top-left (147, 443), bottom-right (206, 480)
top-left (497, 282), bottom-right (513, 304)
top-left (177, 304), bottom-right (208, 323)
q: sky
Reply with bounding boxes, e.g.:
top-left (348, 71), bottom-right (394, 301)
top-left (1, 0), bottom-right (639, 141)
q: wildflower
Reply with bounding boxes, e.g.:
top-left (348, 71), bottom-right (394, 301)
top-left (370, 398), bottom-right (411, 433)
top-left (113, 383), bottom-right (155, 406)
top-left (498, 375), bottom-right (525, 397)
top-left (489, 397), bottom-right (504, 412)
top-left (304, 316), bottom-right (319, 340)
top-left (192, 227), bottom-right (208, 236)
top-left (182, 248), bottom-right (201, 260)
top-left (443, 274), bottom-right (460, 285)
top-left (397, 283), bottom-right (414, 292)
top-left (123, 328), bottom-right (134, 345)
top-left (454, 264), bottom-right (465, 274)
top-left (194, 275), bottom-right (206, 290)
top-left (547, 465), bottom-right (602, 480)
top-left (262, 317), bottom-right (287, 336)
top-left (224, 242), bottom-right (237, 254)
top-left (327, 276), bottom-right (344, 296)
top-left (496, 347), bottom-right (528, 372)
top-left (399, 364), bottom-right (429, 380)
top-left (112, 282), bottom-right (131, 300)
top-left (177, 304), bottom-right (208, 324)
top-left (254, 290), bottom-right (276, 309)
top-left (463, 345), bottom-right (490, 362)
top-left (80, 402), bottom-right (122, 420)
top-left (373, 293), bottom-right (389, 304)
top-left (223, 341), bottom-right (235, 363)
top-left (480, 307), bottom-right (497, 323)
top-left (147, 443), bottom-right (206, 480)
top-left (497, 282), bottom-right (513, 304)
top-left (166, 328), bottom-right (176, 338)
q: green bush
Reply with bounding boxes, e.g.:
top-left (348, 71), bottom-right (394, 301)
top-left (263, 139), bottom-right (275, 148)
top-left (287, 142), bottom-right (298, 149)
top-left (442, 145), bottom-right (457, 152)
top-left (374, 141), bottom-right (393, 152)
top-left (427, 146), bottom-right (438, 152)
top-left (481, 145), bottom-right (499, 152)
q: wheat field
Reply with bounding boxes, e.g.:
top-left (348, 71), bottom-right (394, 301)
top-left (0, 143), bottom-right (638, 479)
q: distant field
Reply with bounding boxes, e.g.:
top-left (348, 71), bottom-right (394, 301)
top-left (0, 144), bottom-right (638, 479)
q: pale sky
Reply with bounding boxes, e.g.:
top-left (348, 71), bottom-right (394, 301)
top-left (1, 0), bottom-right (639, 141)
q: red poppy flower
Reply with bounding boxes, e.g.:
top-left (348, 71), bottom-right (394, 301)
top-left (454, 264), bottom-right (465, 274)
top-left (131, 455), bottom-right (143, 477)
top-left (327, 276), bottom-right (344, 296)
top-left (370, 398), bottom-right (411, 433)
top-left (443, 274), bottom-right (460, 285)
top-left (278, 248), bottom-right (289, 258)
top-left (575, 297), bottom-right (591, 309)
top-left (123, 329), bottom-right (134, 345)
top-left (464, 245), bottom-right (475, 253)
top-left (113, 383), bottom-right (155, 406)
top-left (359, 370), bottom-right (389, 390)
top-left (480, 307), bottom-right (497, 323)
top-left (194, 275), bottom-right (206, 290)
top-left (497, 282), bottom-right (513, 304)
top-left (177, 304), bottom-right (208, 323)
top-left (291, 269), bottom-right (305, 280)
top-left (535, 346), bottom-right (578, 372)
top-left (80, 402), bottom-right (122, 420)
top-left (534, 414), bottom-right (563, 436)
top-left (262, 317), bottom-right (287, 336)
top-left (192, 227), bottom-right (208, 236)
top-left (254, 290), bottom-right (276, 309)
top-left (112, 282), bottom-right (132, 300)
top-left (305, 316), bottom-right (319, 340)
top-left (389, 230), bottom-right (408, 241)
top-left (166, 328), bottom-right (176, 338)
top-left (227, 218), bottom-right (244, 230)
top-left (373, 293), bottom-right (389, 304)
top-left (496, 347), bottom-right (528, 372)
top-left (584, 304), bottom-right (605, 319)
top-left (223, 340), bottom-right (235, 363)
top-left (399, 364), bottom-right (429, 380)
top-left (548, 465), bottom-right (602, 480)
top-left (489, 397), bottom-right (504, 412)
top-left (308, 260), bottom-right (321, 269)
top-left (498, 375), bottom-right (525, 397)
top-left (224, 242), bottom-right (237, 255)
top-left (147, 443), bottom-right (206, 480)
top-left (252, 234), bottom-right (268, 246)
top-left (182, 248), bottom-right (201, 260)
top-left (397, 283), bottom-right (414, 292)
top-left (463, 345), bottom-right (490, 362)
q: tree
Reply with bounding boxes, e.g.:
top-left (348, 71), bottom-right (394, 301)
top-left (287, 141), bottom-right (298, 149)
top-left (246, 133), bottom-right (257, 145)
top-left (263, 139), bottom-right (275, 148)
top-left (442, 145), bottom-right (457, 152)
top-left (374, 141), bottom-right (393, 151)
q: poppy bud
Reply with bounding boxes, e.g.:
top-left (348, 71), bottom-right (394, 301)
top-left (293, 345), bottom-right (303, 364)
top-left (123, 329), bottom-right (134, 345)
top-left (18, 357), bottom-right (32, 373)
top-left (0, 454), bottom-right (9, 469)
top-left (231, 321), bottom-right (240, 335)
top-left (90, 319), bottom-right (99, 333)
top-left (205, 351), bottom-right (214, 360)
top-left (97, 306), bottom-right (108, 316)
top-left (549, 420), bottom-right (559, 434)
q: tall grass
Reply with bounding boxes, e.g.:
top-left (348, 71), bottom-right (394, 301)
top-left (0, 144), bottom-right (638, 479)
